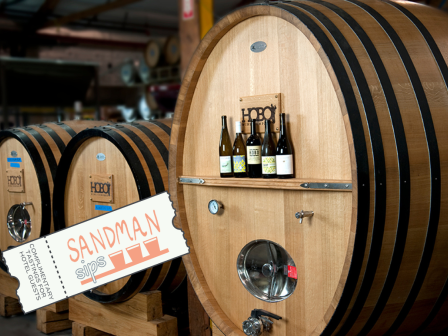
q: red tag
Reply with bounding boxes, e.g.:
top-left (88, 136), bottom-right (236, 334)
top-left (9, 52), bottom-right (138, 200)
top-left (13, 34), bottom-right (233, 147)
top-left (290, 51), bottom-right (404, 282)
top-left (183, 0), bottom-right (194, 20)
top-left (288, 265), bottom-right (297, 279)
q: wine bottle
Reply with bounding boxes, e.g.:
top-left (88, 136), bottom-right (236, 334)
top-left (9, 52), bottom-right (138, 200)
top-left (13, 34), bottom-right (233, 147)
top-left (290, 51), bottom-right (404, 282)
top-left (246, 119), bottom-right (262, 178)
top-left (262, 119), bottom-right (277, 178)
top-left (276, 113), bottom-right (294, 179)
top-left (219, 115), bottom-right (233, 177)
top-left (233, 121), bottom-right (247, 178)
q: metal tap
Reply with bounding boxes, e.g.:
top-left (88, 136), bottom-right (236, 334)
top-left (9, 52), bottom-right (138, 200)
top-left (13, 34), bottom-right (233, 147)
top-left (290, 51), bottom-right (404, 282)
top-left (242, 309), bottom-right (282, 336)
top-left (295, 210), bottom-right (314, 223)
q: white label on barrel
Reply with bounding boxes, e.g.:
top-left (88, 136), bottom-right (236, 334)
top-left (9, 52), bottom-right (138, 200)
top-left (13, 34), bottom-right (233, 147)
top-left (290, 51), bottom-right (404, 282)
top-left (96, 153), bottom-right (106, 161)
top-left (3, 192), bottom-right (190, 313)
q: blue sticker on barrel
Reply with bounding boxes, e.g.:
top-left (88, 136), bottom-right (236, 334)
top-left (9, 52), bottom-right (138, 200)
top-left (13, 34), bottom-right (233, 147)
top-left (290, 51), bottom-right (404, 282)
top-left (10, 163), bottom-right (20, 168)
top-left (95, 205), bottom-right (113, 212)
top-left (7, 158), bottom-right (22, 162)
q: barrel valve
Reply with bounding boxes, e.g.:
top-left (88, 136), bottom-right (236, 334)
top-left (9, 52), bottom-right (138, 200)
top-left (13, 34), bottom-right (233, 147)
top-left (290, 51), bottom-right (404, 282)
top-left (295, 210), bottom-right (314, 223)
top-left (242, 309), bottom-right (282, 336)
top-left (7, 202), bottom-right (33, 242)
top-left (20, 202), bottom-right (33, 209)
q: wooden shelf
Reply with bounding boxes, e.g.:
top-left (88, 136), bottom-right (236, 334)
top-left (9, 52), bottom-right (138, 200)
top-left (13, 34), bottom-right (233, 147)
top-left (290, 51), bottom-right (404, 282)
top-left (178, 176), bottom-right (352, 191)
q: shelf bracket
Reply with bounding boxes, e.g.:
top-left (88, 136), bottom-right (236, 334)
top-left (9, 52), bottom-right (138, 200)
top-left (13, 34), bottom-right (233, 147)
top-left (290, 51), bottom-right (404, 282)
top-left (300, 182), bottom-right (351, 190)
top-left (179, 177), bottom-right (205, 184)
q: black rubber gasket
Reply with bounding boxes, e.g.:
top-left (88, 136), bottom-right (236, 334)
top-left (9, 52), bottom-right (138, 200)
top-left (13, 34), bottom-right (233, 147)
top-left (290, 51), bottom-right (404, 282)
top-left (38, 124), bottom-right (66, 154)
top-left (128, 122), bottom-right (170, 168)
top-left (0, 129), bottom-right (51, 272)
top-left (53, 127), bottom-right (154, 303)
top-left (273, 3), bottom-right (371, 335)
top-left (342, 1), bottom-right (441, 335)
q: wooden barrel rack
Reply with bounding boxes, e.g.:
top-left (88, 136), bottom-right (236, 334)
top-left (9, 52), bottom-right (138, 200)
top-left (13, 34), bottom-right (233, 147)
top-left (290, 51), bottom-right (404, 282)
top-left (169, 1), bottom-right (448, 335)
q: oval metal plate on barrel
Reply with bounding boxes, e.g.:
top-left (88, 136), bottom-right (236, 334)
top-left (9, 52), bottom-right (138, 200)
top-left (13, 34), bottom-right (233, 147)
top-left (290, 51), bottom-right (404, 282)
top-left (250, 41), bottom-right (267, 53)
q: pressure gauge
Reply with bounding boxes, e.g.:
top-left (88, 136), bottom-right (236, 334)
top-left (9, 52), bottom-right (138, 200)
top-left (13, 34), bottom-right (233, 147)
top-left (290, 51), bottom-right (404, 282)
top-left (208, 200), bottom-right (223, 215)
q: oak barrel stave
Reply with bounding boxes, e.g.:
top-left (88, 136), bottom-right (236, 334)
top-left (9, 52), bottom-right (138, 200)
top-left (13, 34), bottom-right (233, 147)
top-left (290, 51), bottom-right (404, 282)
top-left (52, 120), bottom-right (184, 303)
top-left (168, 1), bottom-right (448, 335)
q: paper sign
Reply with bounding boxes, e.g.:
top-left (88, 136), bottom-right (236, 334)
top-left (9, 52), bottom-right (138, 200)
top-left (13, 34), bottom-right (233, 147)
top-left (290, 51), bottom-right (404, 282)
top-left (183, 0), bottom-right (194, 20)
top-left (2, 192), bottom-right (189, 313)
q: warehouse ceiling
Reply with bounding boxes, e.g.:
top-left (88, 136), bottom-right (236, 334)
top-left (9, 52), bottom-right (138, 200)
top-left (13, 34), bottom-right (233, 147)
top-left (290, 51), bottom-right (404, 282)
top-left (0, 0), bottom-right (247, 35)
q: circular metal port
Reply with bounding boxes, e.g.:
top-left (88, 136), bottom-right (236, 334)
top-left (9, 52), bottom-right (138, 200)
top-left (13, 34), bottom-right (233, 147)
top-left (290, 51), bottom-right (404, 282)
top-left (7, 203), bottom-right (32, 242)
top-left (237, 239), bottom-right (297, 303)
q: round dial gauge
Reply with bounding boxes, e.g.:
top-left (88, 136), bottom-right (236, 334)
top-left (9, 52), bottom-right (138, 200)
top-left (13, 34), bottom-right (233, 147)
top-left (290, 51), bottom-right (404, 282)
top-left (208, 200), bottom-right (222, 215)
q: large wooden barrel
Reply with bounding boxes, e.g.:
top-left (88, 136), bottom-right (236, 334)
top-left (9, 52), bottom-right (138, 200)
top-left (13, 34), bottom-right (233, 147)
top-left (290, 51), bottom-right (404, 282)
top-left (0, 121), bottom-right (107, 275)
top-left (53, 120), bottom-right (185, 303)
top-left (169, 1), bottom-right (448, 335)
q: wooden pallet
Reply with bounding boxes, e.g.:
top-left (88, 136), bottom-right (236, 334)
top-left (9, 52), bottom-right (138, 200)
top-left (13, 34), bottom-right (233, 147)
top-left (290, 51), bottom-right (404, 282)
top-left (0, 268), bottom-right (19, 299)
top-left (0, 269), bottom-right (22, 317)
top-left (1, 268), bottom-right (71, 333)
top-left (0, 293), bottom-right (22, 317)
top-left (69, 291), bottom-right (177, 336)
top-left (37, 308), bottom-right (72, 334)
top-left (72, 322), bottom-right (113, 336)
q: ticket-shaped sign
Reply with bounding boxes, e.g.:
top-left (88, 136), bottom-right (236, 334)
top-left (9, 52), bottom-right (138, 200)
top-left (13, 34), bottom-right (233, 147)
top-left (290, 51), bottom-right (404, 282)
top-left (2, 192), bottom-right (189, 313)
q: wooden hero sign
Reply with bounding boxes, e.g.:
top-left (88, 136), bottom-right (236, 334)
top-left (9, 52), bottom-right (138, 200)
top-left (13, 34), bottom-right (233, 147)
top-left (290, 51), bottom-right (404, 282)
top-left (6, 168), bottom-right (24, 193)
top-left (90, 173), bottom-right (113, 203)
top-left (240, 93), bottom-right (282, 134)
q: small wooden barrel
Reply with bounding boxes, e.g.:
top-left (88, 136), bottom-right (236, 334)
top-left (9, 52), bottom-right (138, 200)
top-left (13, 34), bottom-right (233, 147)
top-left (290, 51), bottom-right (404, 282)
top-left (0, 121), bottom-right (107, 272)
top-left (145, 40), bottom-right (162, 68)
top-left (53, 120), bottom-right (185, 303)
top-left (169, 1), bottom-right (448, 335)
top-left (163, 36), bottom-right (181, 65)
top-left (144, 37), bottom-right (180, 68)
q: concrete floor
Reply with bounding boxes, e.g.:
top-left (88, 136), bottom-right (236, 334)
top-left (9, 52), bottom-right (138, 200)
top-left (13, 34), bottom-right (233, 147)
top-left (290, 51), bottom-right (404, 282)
top-left (0, 312), bottom-right (71, 336)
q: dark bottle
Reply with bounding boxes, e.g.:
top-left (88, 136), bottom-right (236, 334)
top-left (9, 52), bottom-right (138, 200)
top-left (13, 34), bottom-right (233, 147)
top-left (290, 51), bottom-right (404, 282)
top-left (233, 121), bottom-right (247, 178)
top-left (219, 115), bottom-right (233, 177)
top-left (246, 119), bottom-right (262, 178)
top-left (276, 113), bottom-right (294, 179)
top-left (262, 119), bottom-right (277, 178)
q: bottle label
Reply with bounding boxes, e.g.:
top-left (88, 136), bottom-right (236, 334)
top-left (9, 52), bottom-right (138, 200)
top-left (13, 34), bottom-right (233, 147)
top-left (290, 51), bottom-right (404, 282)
top-left (233, 155), bottom-right (246, 173)
top-left (262, 156), bottom-right (276, 174)
top-left (247, 146), bottom-right (261, 164)
top-left (276, 154), bottom-right (293, 175)
top-left (220, 156), bottom-right (232, 173)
